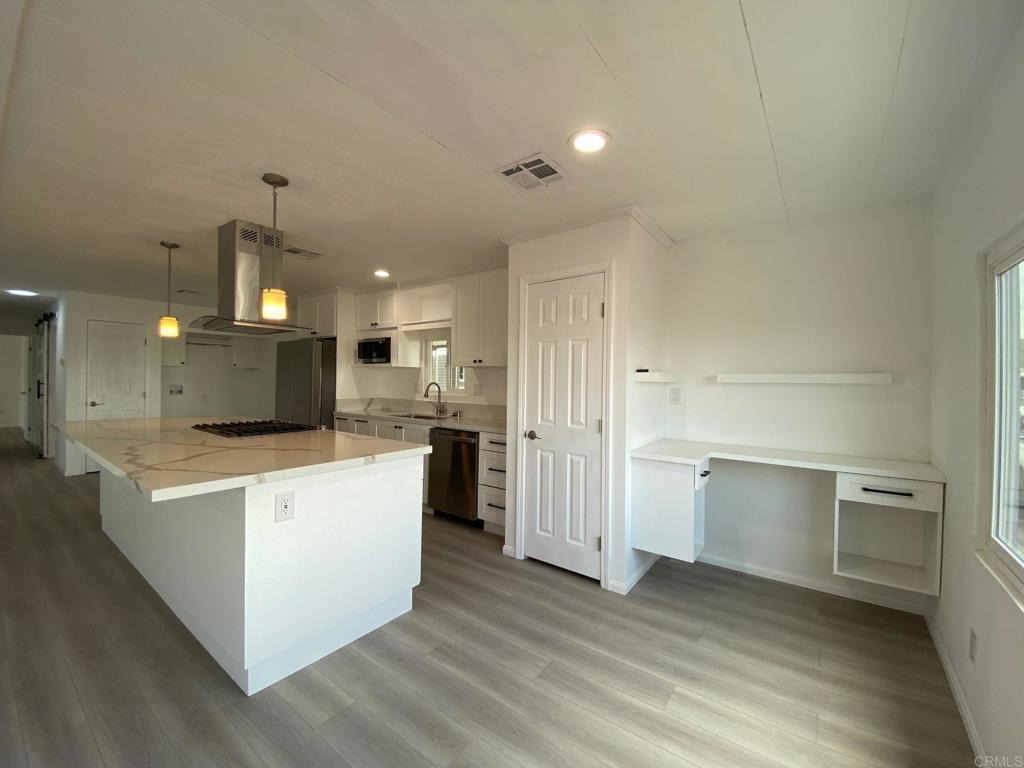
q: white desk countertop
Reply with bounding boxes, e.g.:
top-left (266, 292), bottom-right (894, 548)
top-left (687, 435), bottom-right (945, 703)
top-left (62, 417), bottom-right (431, 502)
top-left (631, 439), bottom-right (945, 483)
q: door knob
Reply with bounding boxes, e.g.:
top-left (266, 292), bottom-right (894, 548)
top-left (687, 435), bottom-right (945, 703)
top-left (525, 429), bottom-right (540, 440)
top-left (88, 401), bottom-right (104, 407)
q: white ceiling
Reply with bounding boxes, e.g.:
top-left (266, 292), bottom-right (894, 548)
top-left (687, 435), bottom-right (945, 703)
top-left (0, 0), bottom-right (1020, 312)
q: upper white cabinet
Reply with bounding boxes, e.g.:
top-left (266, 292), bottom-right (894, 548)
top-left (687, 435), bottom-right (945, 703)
top-left (356, 290), bottom-right (398, 331)
top-left (452, 269), bottom-right (507, 367)
top-left (230, 337), bottom-right (258, 369)
top-left (161, 336), bottom-right (187, 367)
top-left (297, 290), bottom-right (338, 337)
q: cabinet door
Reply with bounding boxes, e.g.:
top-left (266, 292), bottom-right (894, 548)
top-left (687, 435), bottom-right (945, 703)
top-left (479, 269), bottom-right (508, 366)
top-left (298, 296), bottom-right (318, 335)
top-left (353, 418), bottom-right (373, 436)
top-left (355, 294), bottom-right (378, 331)
top-left (161, 336), bottom-right (187, 366)
top-left (316, 291), bottom-right (337, 337)
top-left (451, 276), bottom-right (480, 366)
top-left (334, 416), bottom-right (354, 433)
top-left (402, 425), bottom-right (430, 445)
top-left (230, 337), bottom-right (258, 369)
top-left (377, 290), bottom-right (398, 329)
top-left (382, 421), bottom-right (406, 442)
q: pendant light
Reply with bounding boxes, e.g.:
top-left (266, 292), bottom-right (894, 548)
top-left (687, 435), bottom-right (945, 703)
top-left (260, 172), bottom-right (289, 321)
top-left (158, 241), bottom-right (180, 338)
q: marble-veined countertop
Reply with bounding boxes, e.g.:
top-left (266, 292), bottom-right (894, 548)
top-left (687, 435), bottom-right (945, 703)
top-left (61, 417), bottom-right (431, 502)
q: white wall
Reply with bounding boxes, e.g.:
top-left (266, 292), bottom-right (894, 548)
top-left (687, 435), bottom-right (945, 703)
top-left (654, 207), bottom-right (933, 610)
top-left (927, 21), bottom-right (1024, 758)
top-left (664, 206), bottom-right (932, 458)
top-left (161, 340), bottom-right (276, 419)
top-left (0, 334), bottom-right (28, 431)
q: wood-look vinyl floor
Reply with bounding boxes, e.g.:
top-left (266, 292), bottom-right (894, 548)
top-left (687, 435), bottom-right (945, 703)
top-left (0, 428), bottom-right (973, 767)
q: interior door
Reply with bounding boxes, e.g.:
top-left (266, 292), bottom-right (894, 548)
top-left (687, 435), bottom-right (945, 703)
top-left (523, 272), bottom-right (604, 579)
top-left (86, 321), bottom-right (147, 469)
top-left (28, 321), bottom-right (48, 454)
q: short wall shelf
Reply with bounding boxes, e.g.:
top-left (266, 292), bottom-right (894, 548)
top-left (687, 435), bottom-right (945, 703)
top-left (716, 372), bottom-right (893, 385)
top-left (634, 371), bottom-right (677, 383)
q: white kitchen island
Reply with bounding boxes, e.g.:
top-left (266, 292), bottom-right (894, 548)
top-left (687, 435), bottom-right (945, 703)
top-left (63, 417), bottom-right (431, 695)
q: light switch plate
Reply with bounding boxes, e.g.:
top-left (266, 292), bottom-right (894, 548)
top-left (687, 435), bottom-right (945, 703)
top-left (667, 387), bottom-right (683, 406)
top-left (275, 491), bottom-right (296, 523)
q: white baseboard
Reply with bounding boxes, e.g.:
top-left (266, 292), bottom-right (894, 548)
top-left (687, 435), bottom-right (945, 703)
top-left (925, 615), bottom-right (982, 757)
top-left (608, 552), bottom-right (661, 595)
top-left (696, 552), bottom-right (927, 615)
top-left (502, 544), bottom-right (518, 559)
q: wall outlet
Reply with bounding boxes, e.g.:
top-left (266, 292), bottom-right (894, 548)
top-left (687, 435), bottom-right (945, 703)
top-left (275, 491), bottom-right (296, 523)
top-left (968, 628), bottom-right (978, 664)
top-left (667, 387), bottom-right (683, 406)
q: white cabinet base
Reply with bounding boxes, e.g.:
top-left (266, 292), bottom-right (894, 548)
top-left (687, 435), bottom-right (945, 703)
top-left (99, 458), bottom-right (422, 695)
top-left (631, 458), bottom-right (706, 563)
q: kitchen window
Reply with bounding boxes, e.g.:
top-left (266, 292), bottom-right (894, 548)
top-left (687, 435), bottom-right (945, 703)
top-left (422, 333), bottom-right (465, 393)
top-left (984, 229), bottom-right (1024, 594)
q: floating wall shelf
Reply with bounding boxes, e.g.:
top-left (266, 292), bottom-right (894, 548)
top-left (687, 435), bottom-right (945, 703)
top-left (634, 371), bottom-right (677, 383)
top-left (715, 372), bottom-right (893, 385)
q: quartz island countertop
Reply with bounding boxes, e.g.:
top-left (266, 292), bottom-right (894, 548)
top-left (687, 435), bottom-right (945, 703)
top-left (63, 416), bottom-right (431, 502)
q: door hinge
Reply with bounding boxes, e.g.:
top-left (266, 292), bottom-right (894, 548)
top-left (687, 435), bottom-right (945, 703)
top-left (144, 338), bottom-right (148, 346)
top-left (597, 535), bottom-right (602, 552)
top-left (142, 391), bottom-right (147, 399)
top-left (597, 418), bottom-right (602, 434)
top-left (600, 302), bottom-right (605, 318)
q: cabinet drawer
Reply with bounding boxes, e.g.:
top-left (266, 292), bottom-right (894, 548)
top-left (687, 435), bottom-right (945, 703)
top-left (478, 450), bottom-right (507, 490)
top-left (479, 432), bottom-right (507, 454)
top-left (836, 473), bottom-right (943, 513)
top-left (478, 485), bottom-right (506, 525)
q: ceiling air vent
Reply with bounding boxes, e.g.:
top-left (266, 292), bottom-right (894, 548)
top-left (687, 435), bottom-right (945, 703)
top-left (495, 154), bottom-right (565, 191)
top-left (284, 245), bottom-right (322, 260)
top-left (239, 226), bottom-right (259, 243)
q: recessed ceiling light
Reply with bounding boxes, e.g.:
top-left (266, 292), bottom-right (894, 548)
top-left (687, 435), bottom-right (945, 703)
top-left (569, 129), bottom-right (610, 153)
top-left (6, 289), bottom-right (38, 297)
top-left (374, 269), bottom-right (390, 278)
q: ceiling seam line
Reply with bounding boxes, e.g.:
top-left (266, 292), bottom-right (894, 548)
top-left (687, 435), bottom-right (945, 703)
top-left (738, 0), bottom-right (789, 224)
top-left (559, 0), bottom-right (693, 189)
top-left (866, 0), bottom-right (912, 209)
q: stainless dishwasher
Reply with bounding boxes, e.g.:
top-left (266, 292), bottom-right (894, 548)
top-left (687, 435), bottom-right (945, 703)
top-left (427, 428), bottom-right (478, 522)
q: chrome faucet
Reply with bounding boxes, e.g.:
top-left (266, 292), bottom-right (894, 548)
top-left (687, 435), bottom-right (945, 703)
top-left (423, 382), bottom-right (447, 417)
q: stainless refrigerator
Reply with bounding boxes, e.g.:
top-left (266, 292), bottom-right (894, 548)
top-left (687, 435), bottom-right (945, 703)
top-left (275, 338), bottom-right (336, 428)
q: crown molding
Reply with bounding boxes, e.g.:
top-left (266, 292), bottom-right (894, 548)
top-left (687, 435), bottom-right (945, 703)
top-left (502, 206), bottom-right (675, 250)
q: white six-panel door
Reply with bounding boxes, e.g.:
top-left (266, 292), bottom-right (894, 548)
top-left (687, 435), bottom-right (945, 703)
top-left (86, 320), bottom-right (148, 468)
top-left (523, 272), bottom-right (605, 579)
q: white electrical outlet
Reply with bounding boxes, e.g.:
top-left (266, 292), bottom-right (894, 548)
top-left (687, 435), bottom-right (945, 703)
top-left (969, 628), bottom-right (978, 663)
top-left (275, 491), bottom-right (296, 523)
top-left (667, 387), bottom-right (683, 406)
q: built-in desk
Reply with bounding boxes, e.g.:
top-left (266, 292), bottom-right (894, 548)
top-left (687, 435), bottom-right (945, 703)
top-left (631, 439), bottom-right (945, 596)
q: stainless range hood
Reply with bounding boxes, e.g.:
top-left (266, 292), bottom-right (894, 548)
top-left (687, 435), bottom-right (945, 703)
top-left (190, 219), bottom-right (312, 336)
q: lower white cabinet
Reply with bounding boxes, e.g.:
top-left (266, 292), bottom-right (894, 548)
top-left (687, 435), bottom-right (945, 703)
top-left (352, 418), bottom-right (373, 436)
top-left (477, 431), bottom-right (507, 530)
top-left (334, 416), bottom-right (354, 433)
top-left (631, 457), bottom-right (709, 563)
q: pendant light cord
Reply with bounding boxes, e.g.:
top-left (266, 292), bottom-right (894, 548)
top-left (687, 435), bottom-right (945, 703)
top-left (166, 244), bottom-right (172, 314)
top-left (272, 185), bottom-right (279, 289)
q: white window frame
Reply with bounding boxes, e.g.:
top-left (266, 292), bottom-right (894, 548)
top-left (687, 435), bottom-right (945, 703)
top-left (417, 331), bottom-right (470, 399)
top-left (980, 224), bottom-right (1024, 600)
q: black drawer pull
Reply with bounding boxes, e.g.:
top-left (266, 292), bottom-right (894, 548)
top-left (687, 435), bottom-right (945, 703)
top-left (488, 468), bottom-right (506, 474)
top-left (488, 440), bottom-right (507, 446)
top-left (486, 503), bottom-right (506, 511)
top-left (700, 470), bottom-right (710, 477)
top-left (861, 486), bottom-right (913, 498)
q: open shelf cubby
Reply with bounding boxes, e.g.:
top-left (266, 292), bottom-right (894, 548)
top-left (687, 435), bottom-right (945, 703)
top-left (833, 499), bottom-right (941, 595)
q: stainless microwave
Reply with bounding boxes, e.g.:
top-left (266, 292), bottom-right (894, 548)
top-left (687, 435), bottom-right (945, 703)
top-left (356, 335), bottom-right (392, 364)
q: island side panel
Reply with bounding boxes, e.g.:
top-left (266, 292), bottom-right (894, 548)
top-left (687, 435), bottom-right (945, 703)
top-left (99, 470), bottom-right (247, 681)
top-left (241, 457), bottom-right (423, 693)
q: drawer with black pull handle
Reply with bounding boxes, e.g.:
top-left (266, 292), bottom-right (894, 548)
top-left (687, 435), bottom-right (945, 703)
top-left (479, 431), bottom-right (507, 454)
top-left (478, 450), bottom-right (507, 490)
top-left (836, 472), bottom-right (943, 514)
top-left (478, 484), bottom-right (506, 525)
